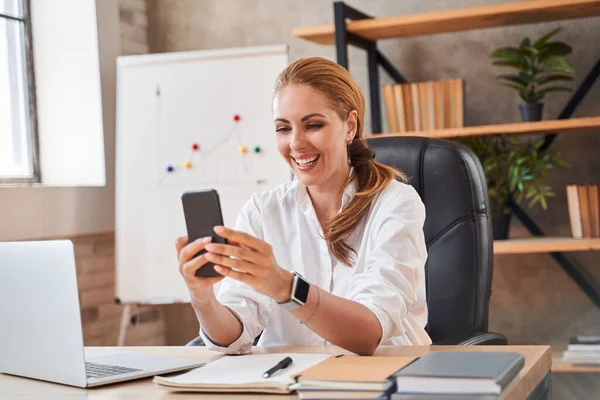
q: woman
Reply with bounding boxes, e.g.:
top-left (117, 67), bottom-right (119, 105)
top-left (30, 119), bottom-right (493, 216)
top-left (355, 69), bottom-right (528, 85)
top-left (176, 57), bottom-right (431, 356)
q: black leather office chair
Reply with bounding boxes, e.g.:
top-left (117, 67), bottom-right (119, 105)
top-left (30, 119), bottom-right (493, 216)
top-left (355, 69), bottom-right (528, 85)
top-left (367, 136), bottom-right (506, 345)
top-left (187, 136), bottom-right (507, 346)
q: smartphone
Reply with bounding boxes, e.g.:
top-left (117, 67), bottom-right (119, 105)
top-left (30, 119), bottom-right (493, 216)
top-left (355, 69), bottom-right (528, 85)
top-left (181, 189), bottom-right (227, 277)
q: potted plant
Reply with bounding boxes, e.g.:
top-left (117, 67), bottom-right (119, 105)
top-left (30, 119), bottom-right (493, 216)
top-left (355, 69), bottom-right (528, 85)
top-left (491, 27), bottom-right (574, 122)
top-left (457, 135), bottom-right (569, 240)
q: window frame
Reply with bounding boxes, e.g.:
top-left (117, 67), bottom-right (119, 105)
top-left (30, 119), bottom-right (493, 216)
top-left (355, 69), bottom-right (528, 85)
top-left (0, 0), bottom-right (40, 185)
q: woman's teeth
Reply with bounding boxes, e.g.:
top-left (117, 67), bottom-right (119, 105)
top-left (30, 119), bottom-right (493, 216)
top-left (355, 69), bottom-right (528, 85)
top-left (294, 155), bottom-right (320, 166)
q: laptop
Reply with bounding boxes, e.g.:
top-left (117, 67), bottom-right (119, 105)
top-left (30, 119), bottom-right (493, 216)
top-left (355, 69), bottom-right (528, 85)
top-left (0, 240), bottom-right (204, 387)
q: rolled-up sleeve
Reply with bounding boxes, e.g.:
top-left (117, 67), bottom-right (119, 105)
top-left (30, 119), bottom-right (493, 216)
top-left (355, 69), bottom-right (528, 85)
top-left (346, 189), bottom-right (429, 344)
top-left (199, 195), bottom-right (272, 354)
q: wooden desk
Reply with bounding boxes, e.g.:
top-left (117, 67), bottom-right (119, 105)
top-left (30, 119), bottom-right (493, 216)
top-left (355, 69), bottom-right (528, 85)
top-left (0, 345), bottom-right (551, 399)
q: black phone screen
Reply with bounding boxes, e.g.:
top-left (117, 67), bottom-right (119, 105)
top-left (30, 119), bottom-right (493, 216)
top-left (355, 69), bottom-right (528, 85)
top-left (181, 189), bottom-right (227, 277)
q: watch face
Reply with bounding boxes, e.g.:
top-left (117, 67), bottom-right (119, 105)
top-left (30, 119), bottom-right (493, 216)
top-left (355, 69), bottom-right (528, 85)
top-left (294, 276), bottom-right (310, 304)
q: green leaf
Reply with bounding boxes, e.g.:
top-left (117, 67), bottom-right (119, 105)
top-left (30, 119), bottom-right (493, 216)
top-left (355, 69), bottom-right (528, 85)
top-left (533, 27), bottom-right (563, 50)
top-left (542, 42), bottom-right (572, 57)
top-left (540, 56), bottom-right (575, 73)
top-left (496, 74), bottom-right (529, 86)
top-left (520, 37), bottom-right (531, 49)
top-left (492, 60), bottom-right (529, 70)
top-left (490, 47), bottom-right (523, 60)
top-left (536, 74), bottom-right (573, 85)
top-left (536, 86), bottom-right (573, 95)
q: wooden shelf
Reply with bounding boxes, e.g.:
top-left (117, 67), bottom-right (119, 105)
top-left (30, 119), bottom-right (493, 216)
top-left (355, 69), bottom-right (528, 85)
top-left (292, 0), bottom-right (600, 44)
top-left (363, 117), bottom-right (600, 140)
top-left (494, 237), bottom-right (600, 255)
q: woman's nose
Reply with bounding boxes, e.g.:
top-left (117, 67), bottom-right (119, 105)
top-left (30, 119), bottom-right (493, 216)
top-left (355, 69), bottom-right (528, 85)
top-left (289, 132), bottom-right (307, 151)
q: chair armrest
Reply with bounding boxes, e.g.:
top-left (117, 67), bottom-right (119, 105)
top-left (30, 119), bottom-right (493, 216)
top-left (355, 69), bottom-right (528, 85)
top-left (185, 336), bottom-right (206, 346)
top-left (433, 332), bottom-right (508, 346)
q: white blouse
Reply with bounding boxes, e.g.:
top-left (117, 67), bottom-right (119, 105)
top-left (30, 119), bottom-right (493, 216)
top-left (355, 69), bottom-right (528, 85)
top-left (200, 178), bottom-right (432, 354)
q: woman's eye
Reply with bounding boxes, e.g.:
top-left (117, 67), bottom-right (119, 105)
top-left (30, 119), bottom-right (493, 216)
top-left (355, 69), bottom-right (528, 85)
top-left (307, 123), bottom-right (323, 130)
top-left (276, 126), bottom-right (290, 134)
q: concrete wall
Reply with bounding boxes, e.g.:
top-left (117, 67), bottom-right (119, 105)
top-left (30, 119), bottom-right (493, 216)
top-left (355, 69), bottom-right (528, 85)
top-left (145, 0), bottom-right (600, 350)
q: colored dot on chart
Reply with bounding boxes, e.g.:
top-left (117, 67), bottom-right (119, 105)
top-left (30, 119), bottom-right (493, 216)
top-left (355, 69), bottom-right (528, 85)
top-left (166, 165), bottom-right (174, 173)
top-left (238, 145), bottom-right (248, 154)
top-left (184, 161), bottom-right (192, 169)
top-left (253, 146), bottom-right (261, 153)
top-left (192, 143), bottom-right (200, 151)
top-left (233, 114), bottom-right (241, 122)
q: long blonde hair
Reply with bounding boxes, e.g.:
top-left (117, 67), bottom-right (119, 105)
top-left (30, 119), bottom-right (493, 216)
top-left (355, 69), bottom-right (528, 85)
top-left (274, 57), bottom-right (407, 266)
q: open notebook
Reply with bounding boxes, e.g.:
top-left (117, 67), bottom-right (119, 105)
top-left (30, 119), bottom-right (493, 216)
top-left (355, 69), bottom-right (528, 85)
top-left (153, 353), bottom-right (332, 394)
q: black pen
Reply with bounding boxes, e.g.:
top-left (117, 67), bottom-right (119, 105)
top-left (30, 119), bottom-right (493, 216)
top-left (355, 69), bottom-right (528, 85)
top-left (262, 356), bottom-right (293, 378)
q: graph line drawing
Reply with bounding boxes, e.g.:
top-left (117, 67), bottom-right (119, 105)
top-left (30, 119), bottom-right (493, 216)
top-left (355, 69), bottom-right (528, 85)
top-left (154, 84), bottom-right (271, 186)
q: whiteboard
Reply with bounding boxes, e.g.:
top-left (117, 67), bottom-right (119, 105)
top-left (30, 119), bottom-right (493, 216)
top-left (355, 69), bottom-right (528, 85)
top-left (115, 45), bottom-right (290, 303)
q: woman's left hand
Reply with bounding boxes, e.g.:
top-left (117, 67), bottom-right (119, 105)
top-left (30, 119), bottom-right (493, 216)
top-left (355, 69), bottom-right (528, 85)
top-left (204, 226), bottom-right (294, 302)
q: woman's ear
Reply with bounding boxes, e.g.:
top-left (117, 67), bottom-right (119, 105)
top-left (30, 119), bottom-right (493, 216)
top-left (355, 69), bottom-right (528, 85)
top-left (346, 110), bottom-right (358, 142)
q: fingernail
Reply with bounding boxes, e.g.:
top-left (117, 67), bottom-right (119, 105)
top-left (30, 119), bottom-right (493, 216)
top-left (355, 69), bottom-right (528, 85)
top-left (203, 236), bottom-right (212, 243)
top-left (214, 226), bottom-right (224, 233)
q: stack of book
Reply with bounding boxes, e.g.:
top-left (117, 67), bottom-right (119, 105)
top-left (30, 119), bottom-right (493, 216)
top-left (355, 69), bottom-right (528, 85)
top-left (392, 352), bottom-right (524, 399)
top-left (566, 184), bottom-right (600, 238)
top-left (382, 79), bottom-right (464, 134)
top-left (562, 336), bottom-right (600, 364)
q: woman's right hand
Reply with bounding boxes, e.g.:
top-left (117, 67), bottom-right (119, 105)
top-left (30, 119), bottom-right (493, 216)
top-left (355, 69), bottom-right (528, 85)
top-left (176, 236), bottom-right (225, 306)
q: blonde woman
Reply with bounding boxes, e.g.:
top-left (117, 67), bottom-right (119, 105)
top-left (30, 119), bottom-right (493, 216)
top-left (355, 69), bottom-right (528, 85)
top-left (176, 57), bottom-right (431, 355)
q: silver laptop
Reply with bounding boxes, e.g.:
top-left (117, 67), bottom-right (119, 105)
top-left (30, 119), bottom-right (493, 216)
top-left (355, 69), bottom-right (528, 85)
top-left (0, 240), bottom-right (204, 387)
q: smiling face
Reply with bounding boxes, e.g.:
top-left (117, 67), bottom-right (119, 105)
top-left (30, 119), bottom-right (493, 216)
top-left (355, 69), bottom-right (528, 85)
top-left (273, 84), bottom-right (357, 190)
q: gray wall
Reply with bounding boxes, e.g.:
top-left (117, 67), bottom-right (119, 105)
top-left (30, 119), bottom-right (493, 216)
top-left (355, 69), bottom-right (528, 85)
top-left (146, 0), bottom-right (600, 349)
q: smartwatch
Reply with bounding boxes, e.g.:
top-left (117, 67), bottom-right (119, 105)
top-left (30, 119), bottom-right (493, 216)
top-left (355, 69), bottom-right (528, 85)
top-left (277, 271), bottom-right (310, 311)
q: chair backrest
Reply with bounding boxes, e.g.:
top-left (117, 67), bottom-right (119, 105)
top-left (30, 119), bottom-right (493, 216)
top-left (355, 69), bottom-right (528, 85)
top-left (366, 136), bottom-right (493, 343)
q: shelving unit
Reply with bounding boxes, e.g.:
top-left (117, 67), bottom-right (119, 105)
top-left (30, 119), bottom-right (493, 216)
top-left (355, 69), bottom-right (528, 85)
top-left (364, 117), bottom-right (600, 140)
top-left (292, 0), bottom-right (600, 310)
top-left (293, 0), bottom-right (600, 45)
top-left (494, 237), bottom-right (600, 255)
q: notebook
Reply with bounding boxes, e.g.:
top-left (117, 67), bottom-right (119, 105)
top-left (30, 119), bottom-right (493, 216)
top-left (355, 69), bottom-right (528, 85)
top-left (293, 355), bottom-right (417, 391)
top-left (153, 353), bottom-right (331, 394)
top-left (394, 352), bottom-right (524, 396)
top-left (299, 390), bottom-right (391, 400)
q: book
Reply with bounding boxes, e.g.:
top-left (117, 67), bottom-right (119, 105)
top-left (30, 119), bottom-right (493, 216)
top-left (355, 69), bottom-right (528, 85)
top-left (579, 185), bottom-right (592, 238)
top-left (153, 353), bottom-right (331, 394)
top-left (294, 355), bottom-right (417, 392)
top-left (402, 85), bottom-right (414, 132)
top-left (395, 351), bottom-right (524, 396)
top-left (418, 82), bottom-right (429, 131)
top-left (299, 390), bottom-right (392, 400)
top-left (383, 85), bottom-right (398, 133)
top-left (588, 184), bottom-right (600, 237)
top-left (443, 79), bottom-right (454, 129)
top-left (566, 185), bottom-right (583, 239)
top-left (453, 78), bottom-right (464, 128)
top-left (433, 80), bottom-right (443, 130)
top-left (410, 83), bottom-right (421, 131)
top-left (394, 84), bottom-right (407, 133)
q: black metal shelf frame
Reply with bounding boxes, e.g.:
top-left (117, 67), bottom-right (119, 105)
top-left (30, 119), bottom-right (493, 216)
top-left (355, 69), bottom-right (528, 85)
top-left (332, 1), bottom-right (600, 309)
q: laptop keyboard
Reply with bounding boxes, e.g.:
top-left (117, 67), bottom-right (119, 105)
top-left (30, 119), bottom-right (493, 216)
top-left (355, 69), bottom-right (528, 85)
top-left (85, 361), bottom-right (143, 379)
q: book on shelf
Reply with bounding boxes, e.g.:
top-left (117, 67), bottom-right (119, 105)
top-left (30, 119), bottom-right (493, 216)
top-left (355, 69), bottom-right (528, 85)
top-left (383, 79), bottom-right (464, 134)
top-left (566, 184), bottom-right (600, 239)
top-left (562, 336), bottom-right (600, 363)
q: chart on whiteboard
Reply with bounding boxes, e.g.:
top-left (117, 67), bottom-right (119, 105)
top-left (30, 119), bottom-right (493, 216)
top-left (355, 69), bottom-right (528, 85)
top-left (154, 84), bottom-right (278, 186)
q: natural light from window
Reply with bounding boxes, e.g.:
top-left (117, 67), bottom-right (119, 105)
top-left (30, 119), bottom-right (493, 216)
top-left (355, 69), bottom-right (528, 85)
top-left (0, 0), bottom-right (35, 180)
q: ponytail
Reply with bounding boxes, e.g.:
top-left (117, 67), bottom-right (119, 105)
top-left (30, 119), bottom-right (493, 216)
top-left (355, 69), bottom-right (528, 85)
top-left (323, 137), bottom-right (406, 266)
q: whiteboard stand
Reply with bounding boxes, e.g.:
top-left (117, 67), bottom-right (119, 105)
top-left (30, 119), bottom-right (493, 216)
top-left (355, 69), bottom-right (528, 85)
top-left (115, 297), bottom-right (191, 346)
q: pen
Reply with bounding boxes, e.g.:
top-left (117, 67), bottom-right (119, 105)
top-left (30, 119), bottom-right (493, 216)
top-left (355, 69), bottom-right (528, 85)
top-left (262, 356), bottom-right (293, 378)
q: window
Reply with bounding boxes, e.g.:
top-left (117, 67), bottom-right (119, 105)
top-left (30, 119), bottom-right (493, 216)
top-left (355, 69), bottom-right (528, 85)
top-left (0, 0), bottom-right (39, 184)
